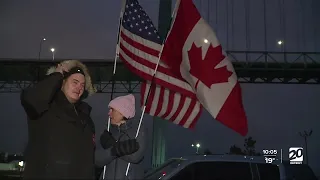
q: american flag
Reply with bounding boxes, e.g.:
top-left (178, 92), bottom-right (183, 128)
top-left (118, 0), bottom-right (202, 128)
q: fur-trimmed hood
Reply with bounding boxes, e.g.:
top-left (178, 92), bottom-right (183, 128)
top-left (46, 60), bottom-right (96, 96)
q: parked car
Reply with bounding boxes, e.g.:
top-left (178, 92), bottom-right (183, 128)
top-left (144, 154), bottom-right (318, 180)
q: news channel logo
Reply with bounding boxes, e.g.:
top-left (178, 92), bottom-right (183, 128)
top-left (289, 147), bottom-right (303, 164)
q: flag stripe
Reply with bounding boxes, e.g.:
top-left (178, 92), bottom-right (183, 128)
top-left (119, 42), bottom-right (171, 75)
top-left (188, 105), bottom-right (202, 128)
top-left (154, 87), bottom-right (165, 116)
top-left (180, 99), bottom-right (202, 128)
top-left (160, 88), bottom-right (175, 119)
top-left (145, 81), bottom-right (155, 113)
top-left (170, 95), bottom-right (186, 124)
top-left (157, 88), bottom-right (169, 117)
top-left (141, 81), bottom-right (201, 128)
top-left (178, 97), bottom-right (197, 125)
top-left (119, 27), bottom-right (196, 98)
top-left (140, 82), bottom-right (147, 106)
top-left (118, 53), bottom-right (195, 98)
top-left (120, 27), bottom-right (161, 59)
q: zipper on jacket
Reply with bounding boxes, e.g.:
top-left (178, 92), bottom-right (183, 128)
top-left (113, 134), bottom-right (120, 179)
top-left (117, 126), bottom-right (121, 134)
top-left (73, 104), bottom-right (85, 126)
top-left (113, 128), bottom-right (125, 180)
top-left (73, 105), bottom-right (79, 116)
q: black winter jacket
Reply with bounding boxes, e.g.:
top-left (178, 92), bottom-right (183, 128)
top-left (20, 72), bottom-right (96, 179)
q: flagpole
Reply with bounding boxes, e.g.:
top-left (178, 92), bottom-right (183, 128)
top-left (124, 0), bottom-right (181, 176)
top-left (102, 1), bottom-right (126, 179)
top-left (107, 0), bottom-right (126, 132)
top-left (138, 0), bottom-right (180, 107)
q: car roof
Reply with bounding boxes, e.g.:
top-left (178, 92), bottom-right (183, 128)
top-left (170, 154), bottom-right (282, 165)
top-left (146, 155), bottom-right (318, 180)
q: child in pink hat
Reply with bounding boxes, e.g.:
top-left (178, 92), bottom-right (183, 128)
top-left (108, 94), bottom-right (135, 125)
top-left (96, 94), bottom-right (147, 180)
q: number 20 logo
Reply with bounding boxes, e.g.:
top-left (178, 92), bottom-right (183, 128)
top-left (289, 147), bottom-right (303, 161)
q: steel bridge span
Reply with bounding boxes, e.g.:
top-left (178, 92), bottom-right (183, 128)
top-left (0, 51), bottom-right (319, 94)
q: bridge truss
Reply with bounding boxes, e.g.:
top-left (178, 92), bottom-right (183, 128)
top-left (0, 51), bottom-right (319, 94)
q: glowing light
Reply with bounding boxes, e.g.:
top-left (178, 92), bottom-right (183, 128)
top-left (277, 40), bottom-right (283, 45)
top-left (18, 161), bottom-right (24, 167)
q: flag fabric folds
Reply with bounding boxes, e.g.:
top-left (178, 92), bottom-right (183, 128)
top-left (119, 0), bottom-right (195, 97)
top-left (141, 81), bottom-right (202, 128)
top-left (118, 0), bottom-right (202, 128)
top-left (160, 0), bottom-right (248, 136)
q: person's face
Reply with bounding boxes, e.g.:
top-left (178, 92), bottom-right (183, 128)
top-left (62, 73), bottom-right (85, 103)
top-left (108, 108), bottom-right (125, 126)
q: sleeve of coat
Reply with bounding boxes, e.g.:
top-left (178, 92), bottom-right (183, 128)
top-left (95, 146), bottom-right (117, 167)
top-left (120, 124), bottom-right (147, 164)
top-left (20, 72), bottom-right (63, 120)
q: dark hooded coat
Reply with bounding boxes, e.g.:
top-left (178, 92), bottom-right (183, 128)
top-left (20, 60), bottom-right (97, 179)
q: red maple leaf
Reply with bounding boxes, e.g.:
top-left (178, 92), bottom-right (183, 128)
top-left (187, 43), bottom-right (233, 90)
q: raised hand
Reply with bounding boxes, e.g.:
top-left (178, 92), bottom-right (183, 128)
top-left (100, 130), bottom-right (116, 149)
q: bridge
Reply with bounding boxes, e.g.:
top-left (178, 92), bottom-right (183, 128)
top-left (0, 51), bottom-right (319, 93)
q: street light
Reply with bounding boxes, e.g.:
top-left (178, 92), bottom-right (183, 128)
top-left (299, 129), bottom-right (313, 165)
top-left (38, 37), bottom-right (46, 60)
top-left (50, 48), bottom-right (55, 61)
top-left (277, 40), bottom-right (285, 52)
top-left (192, 143), bottom-right (201, 154)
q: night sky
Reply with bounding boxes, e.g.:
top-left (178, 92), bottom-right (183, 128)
top-left (0, 0), bottom-right (319, 176)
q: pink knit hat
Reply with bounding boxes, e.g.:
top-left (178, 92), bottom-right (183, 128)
top-left (108, 94), bottom-right (135, 119)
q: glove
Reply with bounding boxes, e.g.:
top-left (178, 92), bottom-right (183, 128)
top-left (111, 139), bottom-right (140, 157)
top-left (100, 130), bottom-right (116, 149)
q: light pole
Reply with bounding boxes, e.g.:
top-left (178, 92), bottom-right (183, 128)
top-left (192, 143), bottom-right (201, 154)
top-left (277, 40), bottom-right (286, 62)
top-left (38, 38), bottom-right (46, 60)
top-left (277, 40), bottom-right (284, 52)
top-left (299, 129), bottom-right (313, 165)
top-left (37, 38), bottom-right (46, 81)
top-left (50, 48), bottom-right (55, 61)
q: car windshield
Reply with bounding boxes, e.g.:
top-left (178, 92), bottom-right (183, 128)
top-left (144, 158), bottom-right (185, 179)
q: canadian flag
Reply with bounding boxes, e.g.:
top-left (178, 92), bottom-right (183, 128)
top-left (161, 0), bottom-right (248, 136)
